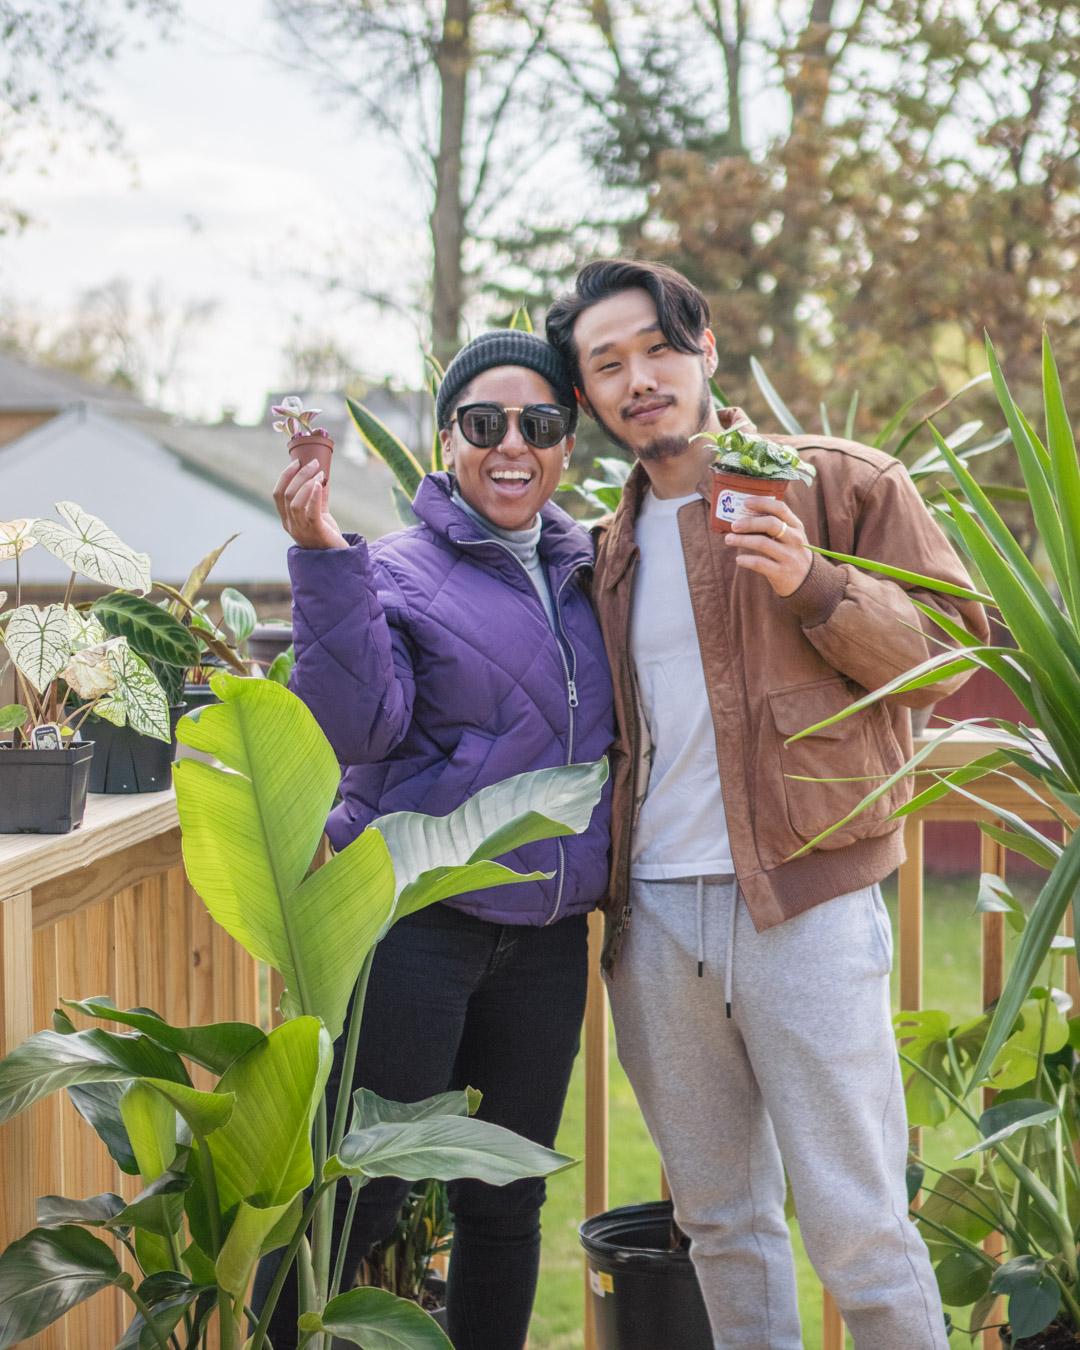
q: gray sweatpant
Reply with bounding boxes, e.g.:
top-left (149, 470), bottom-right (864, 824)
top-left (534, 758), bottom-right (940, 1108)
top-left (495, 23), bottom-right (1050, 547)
top-left (606, 876), bottom-right (947, 1350)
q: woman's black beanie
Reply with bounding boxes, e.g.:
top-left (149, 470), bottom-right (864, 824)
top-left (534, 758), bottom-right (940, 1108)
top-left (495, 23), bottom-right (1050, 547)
top-left (435, 330), bottom-right (578, 433)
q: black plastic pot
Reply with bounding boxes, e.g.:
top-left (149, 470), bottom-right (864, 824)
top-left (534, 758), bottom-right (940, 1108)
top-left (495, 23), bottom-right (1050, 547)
top-left (246, 622), bottom-right (293, 672)
top-left (85, 705), bottom-right (185, 794)
top-left (0, 742), bottom-right (95, 833)
top-left (580, 1202), bottom-right (713, 1350)
top-left (182, 683), bottom-right (221, 712)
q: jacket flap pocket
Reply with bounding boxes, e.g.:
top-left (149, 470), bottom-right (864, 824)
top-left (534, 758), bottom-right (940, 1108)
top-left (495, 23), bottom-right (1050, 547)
top-left (768, 679), bottom-right (863, 740)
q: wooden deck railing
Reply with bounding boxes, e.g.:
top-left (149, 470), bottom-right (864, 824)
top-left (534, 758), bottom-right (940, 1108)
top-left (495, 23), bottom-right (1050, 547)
top-left (0, 730), bottom-right (1072, 1350)
top-left (581, 729), bottom-right (1077, 1350)
top-left (0, 791), bottom-right (264, 1349)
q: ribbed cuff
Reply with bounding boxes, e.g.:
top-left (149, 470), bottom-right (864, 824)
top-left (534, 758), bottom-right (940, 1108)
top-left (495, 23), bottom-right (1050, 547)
top-left (779, 552), bottom-right (846, 627)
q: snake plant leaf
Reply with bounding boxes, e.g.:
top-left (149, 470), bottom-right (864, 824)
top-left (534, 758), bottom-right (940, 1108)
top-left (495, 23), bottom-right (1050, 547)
top-left (347, 396), bottom-right (424, 498)
top-left (298, 1286), bottom-right (452, 1349)
top-left (93, 591), bottom-right (200, 668)
top-left (34, 502), bottom-right (151, 594)
top-left (4, 604), bottom-right (71, 692)
top-left (0, 1225), bottom-right (121, 1348)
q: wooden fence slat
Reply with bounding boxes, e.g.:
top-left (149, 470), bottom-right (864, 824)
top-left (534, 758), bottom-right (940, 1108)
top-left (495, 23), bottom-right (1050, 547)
top-left (163, 863), bottom-right (190, 1028)
top-left (0, 891), bottom-right (34, 1251)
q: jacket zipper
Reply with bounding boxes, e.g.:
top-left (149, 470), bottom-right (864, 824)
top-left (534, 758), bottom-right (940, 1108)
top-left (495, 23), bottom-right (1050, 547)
top-left (457, 538), bottom-right (580, 924)
top-left (610, 552), bottom-right (641, 967)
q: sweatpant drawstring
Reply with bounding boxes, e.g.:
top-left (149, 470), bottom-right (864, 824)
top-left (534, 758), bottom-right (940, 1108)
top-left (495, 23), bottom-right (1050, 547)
top-left (724, 886), bottom-right (737, 1018)
top-left (696, 876), bottom-right (705, 978)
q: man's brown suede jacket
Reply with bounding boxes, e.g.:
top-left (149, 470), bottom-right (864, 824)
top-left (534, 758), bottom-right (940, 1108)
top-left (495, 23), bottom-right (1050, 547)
top-left (592, 417), bottom-right (990, 971)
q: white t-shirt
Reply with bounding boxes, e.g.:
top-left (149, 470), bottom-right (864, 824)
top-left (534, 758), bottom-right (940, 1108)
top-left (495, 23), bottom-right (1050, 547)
top-left (629, 489), bottom-right (733, 878)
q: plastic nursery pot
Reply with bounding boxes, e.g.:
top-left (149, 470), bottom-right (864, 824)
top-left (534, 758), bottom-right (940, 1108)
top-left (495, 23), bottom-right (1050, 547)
top-left (0, 741), bottom-right (95, 834)
top-left (709, 470), bottom-right (791, 534)
top-left (84, 704), bottom-right (186, 795)
top-left (580, 1201), bottom-right (714, 1350)
top-left (246, 623), bottom-right (293, 672)
top-left (288, 429), bottom-right (335, 484)
top-left (181, 682), bottom-right (220, 713)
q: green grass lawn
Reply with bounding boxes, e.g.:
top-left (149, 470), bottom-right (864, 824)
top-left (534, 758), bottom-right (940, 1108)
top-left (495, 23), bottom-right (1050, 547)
top-left (527, 871), bottom-right (1044, 1348)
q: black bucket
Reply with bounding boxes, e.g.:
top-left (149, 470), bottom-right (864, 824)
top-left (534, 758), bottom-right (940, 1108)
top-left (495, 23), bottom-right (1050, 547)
top-left (85, 705), bottom-right (185, 794)
top-left (0, 742), bottom-right (95, 833)
top-left (580, 1202), bottom-right (714, 1350)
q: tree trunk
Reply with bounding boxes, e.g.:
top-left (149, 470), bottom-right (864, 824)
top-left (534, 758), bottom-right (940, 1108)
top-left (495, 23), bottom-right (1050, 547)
top-left (430, 0), bottom-right (472, 366)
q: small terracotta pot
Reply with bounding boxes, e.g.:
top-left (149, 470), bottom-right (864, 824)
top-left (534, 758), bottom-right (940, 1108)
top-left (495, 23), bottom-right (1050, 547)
top-left (709, 471), bottom-right (790, 534)
top-left (288, 430), bottom-right (335, 484)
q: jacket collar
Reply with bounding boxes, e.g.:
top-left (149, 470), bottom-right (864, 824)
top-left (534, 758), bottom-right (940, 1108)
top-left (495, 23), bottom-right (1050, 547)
top-left (412, 472), bottom-right (594, 581)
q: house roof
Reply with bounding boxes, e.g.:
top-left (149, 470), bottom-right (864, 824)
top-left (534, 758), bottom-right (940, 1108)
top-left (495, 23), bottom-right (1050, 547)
top-left (0, 352), bottom-right (402, 542)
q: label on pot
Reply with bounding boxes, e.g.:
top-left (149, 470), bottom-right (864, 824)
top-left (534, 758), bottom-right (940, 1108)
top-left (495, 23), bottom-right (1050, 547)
top-left (713, 485), bottom-right (781, 527)
top-left (589, 1267), bottom-right (613, 1297)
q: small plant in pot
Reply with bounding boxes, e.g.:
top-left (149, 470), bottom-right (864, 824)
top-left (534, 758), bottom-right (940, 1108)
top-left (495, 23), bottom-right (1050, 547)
top-left (694, 420), bottom-right (817, 533)
top-left (273, 394), bottom-right (335, 484)
top-left (0, 506), bottom-right (182, 826)
top-left (361, 1180), bottom-right (452, 1329)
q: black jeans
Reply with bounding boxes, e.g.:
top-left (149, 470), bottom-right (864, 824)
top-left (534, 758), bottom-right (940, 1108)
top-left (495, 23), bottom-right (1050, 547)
top-left (252, 902), bottom-right (589, 1350)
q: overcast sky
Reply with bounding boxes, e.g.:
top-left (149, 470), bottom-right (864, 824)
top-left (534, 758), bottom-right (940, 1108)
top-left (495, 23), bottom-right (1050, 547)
top-left (0, 0), bottom-right (437, 423)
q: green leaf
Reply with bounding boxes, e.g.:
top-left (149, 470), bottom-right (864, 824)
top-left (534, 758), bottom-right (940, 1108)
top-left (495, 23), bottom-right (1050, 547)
top-left (957, 1099), bottom-right (1059, 1158)
top-left (34, 502), bottom-right (151, 593)
top-left (176, 534), bottom-right (239, 611)
top-left (4, 604), bottom-right (71, 692)
top-left (220, 587), bottom-right (257, 646)
top-left (919, 1169), bottom-right (996, 1246)
top-left (36, 1193), bottom-right (125, 1228)
top-left (0, 1028), bottom-right (188, 1125)
top-left (990, 1255), bottom-right (1060, 1339)
top-left (978, 821), bottom-right (1059, 872)
top-left (968, 831), bottom-right (1080, 1090)
top-left (329, 1114), bottom-right (575, 1186)
top-left (375, 759), bottom-right (608, 924)
top-left (347, 396), bottom-right (425, 498)
top-left (349, 1087), bottom-right (479, 1131)
top-left (110, 1171), bottom-right (191, 1238)
top-left (206, 1018), bottom-right (331, 1214)
top-left (214, 1197), bottom-right (293, 1299)
top-left (0, 704), bottom-right (27, 732)
top-left (749, 357), bottom-right (803, 434)
top-left (299, 1285), bottom-right (452, 1348)
top-left (976, 873), bottom-right (1025, 933)
top-left (1042, 334), bottom-right (1080, 627)
top-left (0, 1225), bottom-right (121, 1347)
top-left (93, 592), bottom-right (200, 668)
top-left (264, 646), bottom-right (294, 685)
top-left (121, 1080), bottom-right (177, 1180)
top-left (934, 1248), bottom-right (991, 1306)
top-left (62, 998), bottom-right (265, 1074)
top-left (67, 1081), bottom-right (140, 1174)
top-left (115, 1271), bottom-right (209, 1350)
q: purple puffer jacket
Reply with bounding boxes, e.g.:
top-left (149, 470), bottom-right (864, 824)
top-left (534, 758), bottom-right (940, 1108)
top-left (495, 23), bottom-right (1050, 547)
top-left (288, 472), bottom-right (614, 925)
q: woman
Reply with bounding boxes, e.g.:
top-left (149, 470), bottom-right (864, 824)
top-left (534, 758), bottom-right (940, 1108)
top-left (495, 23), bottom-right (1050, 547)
top-left (262, 330), bottom-right (614, 1349)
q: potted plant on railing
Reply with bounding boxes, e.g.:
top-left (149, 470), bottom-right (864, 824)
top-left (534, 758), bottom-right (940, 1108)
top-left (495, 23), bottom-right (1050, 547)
top-left (0, 675), bottom-right (607, 1348)
top-left (0, 505), bottom-right (183, 826)
top-left (780, 333), bottom-right (1080, 1347)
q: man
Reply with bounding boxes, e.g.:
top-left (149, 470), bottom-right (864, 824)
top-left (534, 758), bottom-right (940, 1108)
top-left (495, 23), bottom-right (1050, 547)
top-left (546, 260), bottom-right (988, 1350)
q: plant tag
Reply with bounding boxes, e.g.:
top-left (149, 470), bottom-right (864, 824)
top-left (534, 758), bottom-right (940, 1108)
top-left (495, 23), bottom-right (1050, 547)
top-left (710, 477), bottom-right (780, 532)
top-left (30, 722), bottom-right (62, 750)
top-left (589, 1267), bottom-right (613, 1297)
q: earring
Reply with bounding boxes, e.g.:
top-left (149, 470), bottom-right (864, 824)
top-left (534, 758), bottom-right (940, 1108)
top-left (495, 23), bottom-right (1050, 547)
top-left (563, 454), bottom-right (571, 469)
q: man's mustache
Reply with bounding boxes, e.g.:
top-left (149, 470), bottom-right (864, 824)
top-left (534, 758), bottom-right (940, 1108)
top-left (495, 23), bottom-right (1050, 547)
top-left (621, 395), bottom-right (676, 421)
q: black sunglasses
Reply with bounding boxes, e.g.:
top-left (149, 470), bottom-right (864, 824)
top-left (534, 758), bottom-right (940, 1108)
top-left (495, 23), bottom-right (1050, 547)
top-left (449, 402), bottom-right (572, 450)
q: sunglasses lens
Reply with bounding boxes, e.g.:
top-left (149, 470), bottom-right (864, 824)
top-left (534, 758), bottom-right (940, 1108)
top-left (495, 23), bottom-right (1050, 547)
top-left (459, 405), bottom-right (507, 447)
top-left (521, 405), bottom-right (568, 448)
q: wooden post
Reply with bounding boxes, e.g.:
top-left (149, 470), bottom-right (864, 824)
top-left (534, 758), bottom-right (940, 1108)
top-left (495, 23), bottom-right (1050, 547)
top-left (0, 890), bottom-right (34, 1251)
top-left (583, 910), bottom-right (609, 1350)
top-left (981, 827), bottom-right (1007, 1350)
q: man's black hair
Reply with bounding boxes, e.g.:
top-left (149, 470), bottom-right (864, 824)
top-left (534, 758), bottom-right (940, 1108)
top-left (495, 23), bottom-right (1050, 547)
top-left (545, 259), bottom-right (711, 388)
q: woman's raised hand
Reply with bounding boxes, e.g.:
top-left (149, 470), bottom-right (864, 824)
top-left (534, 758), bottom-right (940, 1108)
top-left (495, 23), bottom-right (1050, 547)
top-left (274, 459), bottom-right (349, 550)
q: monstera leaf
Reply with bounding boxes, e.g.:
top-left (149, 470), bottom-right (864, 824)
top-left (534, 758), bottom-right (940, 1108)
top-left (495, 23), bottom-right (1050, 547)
top-left (34, 502), bottom-right (151, 594)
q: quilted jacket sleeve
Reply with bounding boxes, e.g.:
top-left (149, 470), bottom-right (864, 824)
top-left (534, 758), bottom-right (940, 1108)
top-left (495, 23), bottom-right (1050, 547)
top-left (288, 537), bottom-right (416, 765)
top-left (779, 461), bottom-right (990, 704)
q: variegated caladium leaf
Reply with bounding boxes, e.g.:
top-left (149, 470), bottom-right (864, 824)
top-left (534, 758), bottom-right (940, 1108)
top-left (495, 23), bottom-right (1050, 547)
top-left (96, 641), bottom-right (170, 740)
top-left (4, 604), bottom-right (72, 692)
top-left (34, 503), bottom-right (152, 594)
top-left (68, 610), bottom-right (109, 652)
top-left (61, 638), bottom-right (122, 701)
top-left (0, 519), bottom-right (38, 560)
